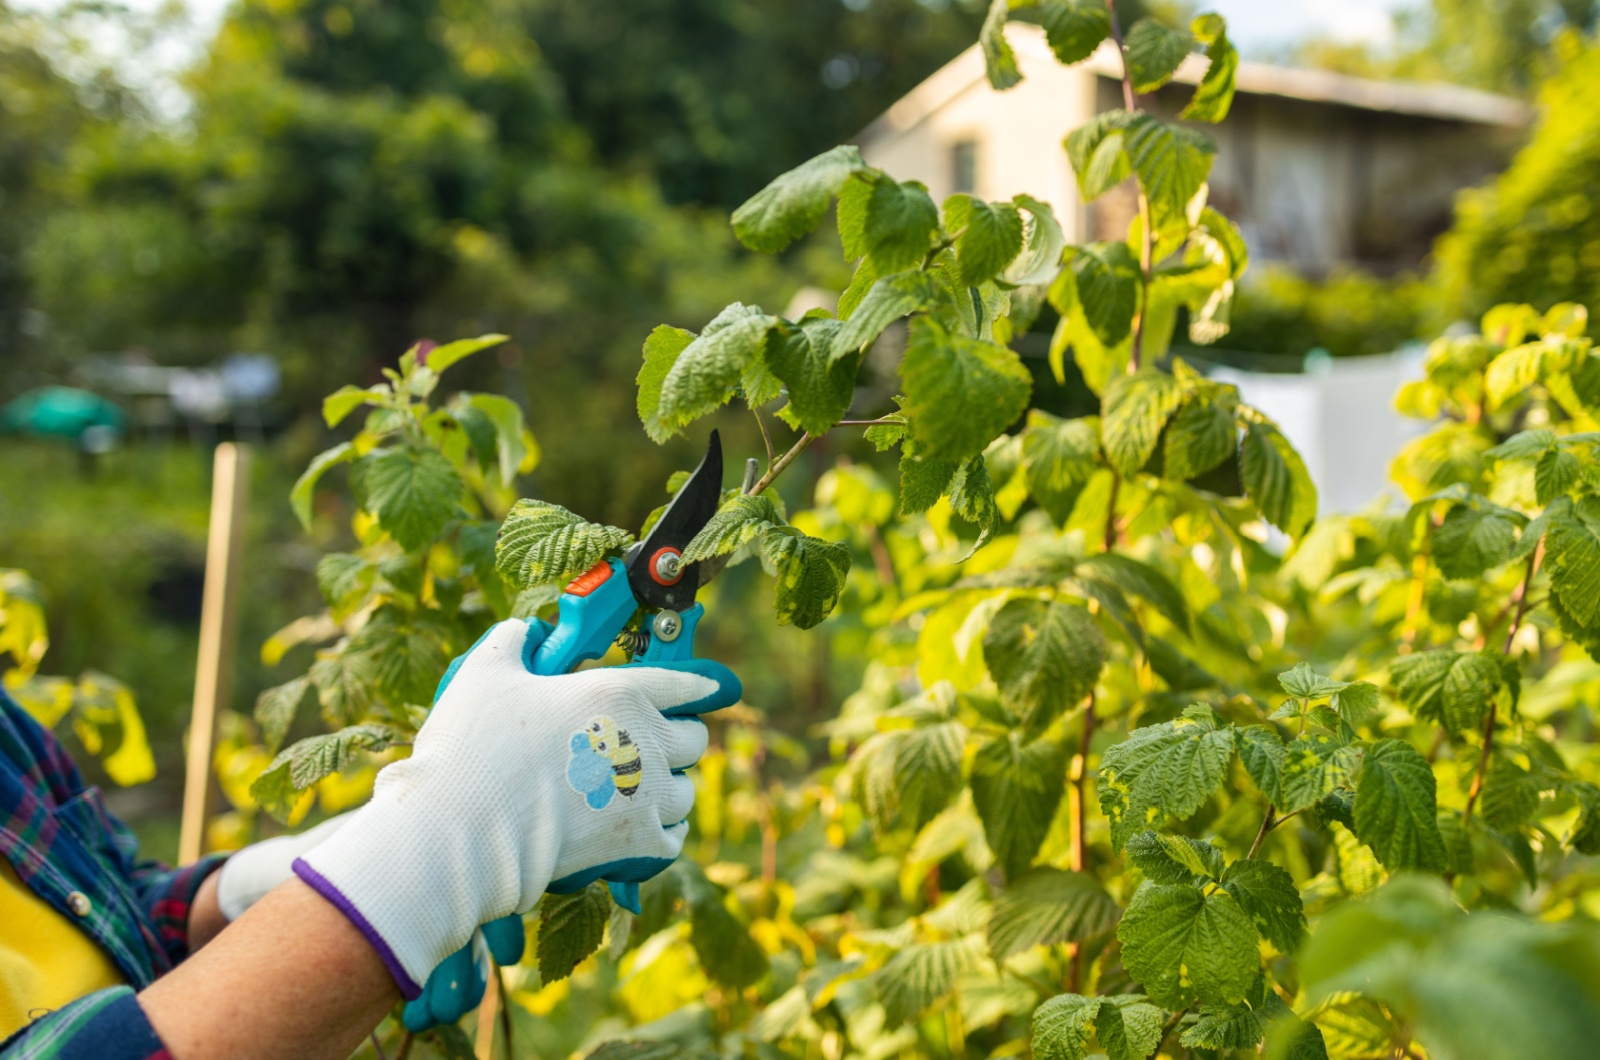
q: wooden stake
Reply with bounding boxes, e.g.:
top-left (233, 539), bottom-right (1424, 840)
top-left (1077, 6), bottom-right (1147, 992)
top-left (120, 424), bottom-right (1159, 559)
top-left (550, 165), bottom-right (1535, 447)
top-left (475, 963), bottom-right (500, 1060)
top-left (179, 443), bottom-right (251, 865)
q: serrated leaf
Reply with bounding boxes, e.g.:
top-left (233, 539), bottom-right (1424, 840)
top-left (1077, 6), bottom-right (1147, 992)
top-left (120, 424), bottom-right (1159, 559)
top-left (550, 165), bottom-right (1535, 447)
top-left (464, 393), bottom-right (528, 487)
top-left (1433, 501), bottom-right (1520, 579)
top-left (315, 553), bottom-right (373, 618)
top-left (949, 453), bottom-right (1000, 558)
top-left (1332, 682), bottom-right (1380, 725)
top-left (254, 677), bottom-right (311, 755)
top-left (1164, 398), bottom-right (1237, 480)
top-left (350, 606), bottom-right (455, 708)
top-left (1280, 734), bottom-right (1361, 814)
top-left (1076, 553), bottom-right (1189, 633)
top-left (902, 316), bottom-right (1033, 463)
top-left (839, 172), bottom-right (939, 274)
top-left (323, 385), bottom-right (386, 428)
top-left (1390, 649), bottom-right (1510, 735)
top-left (1022, 410), bottom-right (1100, 525)
top-left (1235, 725), bottom-right (1286, 804)
top-left (858, 719), bottom-right (965, 833)
top-left (1005, 194), bottom-right (1068, 286)
top-left (1102, 369), bottom-right (1182, 477)
top-left (1181, 14), bottom-right (1237, 122)
top-left (251, 723), bottom-right (401, 821)
top-left (983, 598), bottom-right (1107, 728)
top-left (681, 865), bottom-right (769, 988)
top-left (1480, 757), bottom-right (1541, 830)
top-left (658, 304), bottom-right (774, 428)
top-left (987, 869), bottom-right (1121, 959)
top-left (877, 935), bottom-right (986, 1024)
top-left (1278, 663), bottom-right (1348, 700)
top-left (945, 194), bottom-right (1025, 285)
top-left (979, 0), bottom-right (1021, 88)
top-left (732, 145), bottom-right (866, 254)
top-left (1485, 427), bottom-right (1559, 462)
top-left (759, 527), bottom-right (851, 629)
top-left (683, 494), bottom-right (785, 563)
top-left (1118, 883), bottom-right (1258, 1009)
top-left (1536, 446), bottom-right (1581, 504)
top-left (1567, 781), bottom-right (1600, 853)
top-left (1126, 17), bottom-right (1194, 92)
top-left (898, 436), bottom-right (961, 514)
top-left (308, 651), bottom-right (377, 728)
top-left (1072, 242), bottom-right (1142, 348)
top-left (1032, 993), bottom-right (1099, 1060)
top-left (1240, 419), bottom-right (1317, 538)
top-left (1544, 496), bottom-right (1600, 630)
top-left (830, 271), bottom-right (940, 364)
top-left (538, 883), bottom-right (610, 983)
top-left (290, 443), bottom-right (357, 530)
top-left (1123, 113), bottom-right (1215, 228)
top-left (638, 325), bottom-right (696, 443)
top-left (1355, 739), bottom-right (1446, 872)
top-left (420, 334), bottom-right (508, 375)
top-left (496, 500), bottom-right (634, 588)
top-left (1098, 708), bottom-right (1235, 851)
top-left (1220, 859), bottom-right (1306, 952)
top-left (1038, 0), bottom-right (1111, 64)
top-left (765, 317), bottom-right (857, 433)
top-left (972, 732), bottom-right (1068, 878)
top-left (361, 446), bottom-right (461, 552)
top-left (1126, 830), bottom-right (1225, 883)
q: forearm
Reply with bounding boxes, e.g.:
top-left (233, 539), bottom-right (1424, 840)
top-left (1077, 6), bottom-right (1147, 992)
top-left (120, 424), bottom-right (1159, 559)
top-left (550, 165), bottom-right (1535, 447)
top-left (141, 879), bottom-right (398, 1060)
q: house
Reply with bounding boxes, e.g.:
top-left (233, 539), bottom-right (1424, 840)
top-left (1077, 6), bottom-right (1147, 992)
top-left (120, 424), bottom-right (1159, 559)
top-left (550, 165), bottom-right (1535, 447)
top-left (856, 24), bottom-right (1529, 276)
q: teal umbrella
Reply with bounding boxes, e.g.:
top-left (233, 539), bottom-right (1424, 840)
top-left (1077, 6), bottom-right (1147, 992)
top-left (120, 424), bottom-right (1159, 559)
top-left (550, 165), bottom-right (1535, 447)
top-left (0, 387), bottom-right (126, 441)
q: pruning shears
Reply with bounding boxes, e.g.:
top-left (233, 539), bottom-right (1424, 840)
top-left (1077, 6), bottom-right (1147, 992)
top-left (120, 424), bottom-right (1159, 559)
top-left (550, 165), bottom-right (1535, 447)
top-left (529, 428), bottom-right (724, 678)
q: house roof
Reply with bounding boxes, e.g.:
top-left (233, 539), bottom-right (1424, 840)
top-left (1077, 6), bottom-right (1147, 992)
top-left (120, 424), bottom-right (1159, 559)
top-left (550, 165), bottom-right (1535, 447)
top-left (861, 25), bottom-right (1530, 143)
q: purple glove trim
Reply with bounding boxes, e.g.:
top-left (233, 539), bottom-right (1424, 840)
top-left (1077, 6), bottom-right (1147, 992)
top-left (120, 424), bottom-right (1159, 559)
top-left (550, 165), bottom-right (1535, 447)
top-left (292, 857), bottom-right (422, 1000)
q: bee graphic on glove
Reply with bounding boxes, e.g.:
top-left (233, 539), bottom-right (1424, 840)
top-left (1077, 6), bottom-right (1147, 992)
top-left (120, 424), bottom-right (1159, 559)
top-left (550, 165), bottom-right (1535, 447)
top-left (567, 716), bottom-right (643, 808)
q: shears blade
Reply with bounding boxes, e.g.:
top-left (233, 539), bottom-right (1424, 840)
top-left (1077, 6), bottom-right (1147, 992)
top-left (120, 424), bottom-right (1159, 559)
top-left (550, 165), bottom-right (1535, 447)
top-left (625, 430), bottom-right (723, 613)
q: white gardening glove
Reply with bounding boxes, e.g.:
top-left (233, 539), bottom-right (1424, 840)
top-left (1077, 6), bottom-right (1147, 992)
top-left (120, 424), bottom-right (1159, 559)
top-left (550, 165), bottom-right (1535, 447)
top-left (291, 618), bottom-right (739, 998)
top-left (215, 814), bottom-right (351, 921)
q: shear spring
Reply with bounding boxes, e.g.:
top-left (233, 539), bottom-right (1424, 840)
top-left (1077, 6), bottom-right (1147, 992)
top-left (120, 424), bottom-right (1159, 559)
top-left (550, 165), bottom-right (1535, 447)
top-left (614, 628), bottom-right (650, 655)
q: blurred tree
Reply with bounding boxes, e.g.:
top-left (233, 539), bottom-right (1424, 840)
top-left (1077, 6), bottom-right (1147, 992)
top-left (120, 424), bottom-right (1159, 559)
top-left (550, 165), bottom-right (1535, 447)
top-left (1433, 33), bottom-right (1600, 325)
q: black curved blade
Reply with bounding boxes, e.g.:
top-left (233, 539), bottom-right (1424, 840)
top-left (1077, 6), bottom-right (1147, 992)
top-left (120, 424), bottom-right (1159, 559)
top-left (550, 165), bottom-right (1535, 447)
top-left (626, 430), bottom-right (723, 611)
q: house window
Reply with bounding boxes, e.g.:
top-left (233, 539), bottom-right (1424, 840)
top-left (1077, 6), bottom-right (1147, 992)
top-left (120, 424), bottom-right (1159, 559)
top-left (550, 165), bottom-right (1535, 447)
top-left (951, 139), bottom-right (978, 195)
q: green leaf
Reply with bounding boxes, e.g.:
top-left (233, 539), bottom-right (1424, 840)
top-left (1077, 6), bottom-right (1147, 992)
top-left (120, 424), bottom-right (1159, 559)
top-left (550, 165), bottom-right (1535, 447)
top-left (898, 437), bottom-right (961, 515)
top-left (351, 606), bottom-right (455, 708)
top-left (659, 304), bottom-right (774, 428)
top-left (323, 385), bottom-right (386, 428)
top-left (1278, 663), bottom-right (1347, 700)
top-left (1072, 242), bottom-right (1142, 348)
top-left (1481, 757), bottom-right (1541, 830)
top-left (949, 453), bottom-right (1000, 558)
top-left (1126, 830), bottom-right (1225, 883)
top-left (1544, 497), bottom-right (1600, 630)
top-left (1037, 0), bottom-right (1111, 64)
top-left (1023, 411), bottom-right (1101, 525)
top-left (1102, 370), bottom-right (1182, 477)
top-left (830, 271), bottom-right (940, 364)
top-left (1164, 398), bottom-right (1237, 480)
top-left (251, 724), bottom-right (401, 821)
top-left (1433, 501), bottom-right (1520, 579)
top-left (838, 172), bottom-right (940, 274)
top-left (496, 500), bottom-right (634, 588)
top-left (1280, 734), bottom-right (1361, 814)
top-left (1219, 859), bottom-right (1307, 953)
top-left (538, 883), bottom-right (610, 983)
top-left (858, 719), bottom-right (965, 833)
top-left (1235, 725), bottom-right (1286, 804)
top-left (987, 869), bottom-right (1121, 960)
top-left (732, 144), bottom-right (866, 253)
top-left (1076, 553), bottom-right (1189, 633)
top-left (766, 317), bottom-right (857, 434)
top-left (877, 935), bottom-right (985, 1024)
top-left (681, 865), bottom-right (770, 988)
top-left (1095, 995), bottom-right (1166, 1060)
top-left (637, 325), bottom-right (695, 443)
top-left (1355, 739), bottom-right (1447, 872)
top-left (254, 677), bottom-right (311, 755)
top-left (1098, 707), bottom-right (1235, 851)
top-left (759, 527), bottom-right (851, 629)
top-left (972, 732), bottom-right (1068, 878)
top-left (1536, 446), bottom-right (1581, 504)
top-left (361, 446), bottom-right (462, 552)
top-left (1485, 427), bottom-right (1559, 462)
top-left (1180, 14), bottom-right (1237, 122)
top-left (1005, 194), bottom-right (1068, 286)
top-left (464, 394), bottom-right (528, 486)
top-left (945, 194), bottom-right (1025, 285)
top-left (1332, 682), bottom-right (1380, 725)
top-left (1118, 883), bottom-right (1258, 1009)
top-left (1566, 781), bottom-right (1600, 854)
top-left (1032, 994), bottom-right (1098, 1060)
top-left (1122, 113), bottom-right (1216, 228)
top-left (983, 598), bottom-right (1108, 728)
top-left (979, 0), bottom-right (1021, 89)
top-left (1032, 991), bottom-right (1166, 1060)
top-left (315, 553), bottom-right (373, 617)
top-left (421, 1025), bottom-right (476, 1060)
top-left (290, 443), bottom-right (357, 530)
top-left (420, 334), bottom-right (508, 375)
top-left (308, 651), bottom-right (378, 728)
top-left (1064, 112), bottom-right (1133, 203)
top-left (1239, 419), bottom-right (1317, 538)
top-left (901, 316), bottom-right (1033, 463)
top-left (1390, 649), bottom-right (1511, 735)
top-left (682, 494), bottom-right (785, 563)
top-left (1126, 17), bottom-right (1194, 92)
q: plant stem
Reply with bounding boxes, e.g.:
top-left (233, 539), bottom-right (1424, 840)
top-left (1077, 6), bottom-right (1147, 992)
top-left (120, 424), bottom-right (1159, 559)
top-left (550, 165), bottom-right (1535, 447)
top-left (748, 432), bottom-right (815, 496)
top-left (1072, 695), bottom-right (1095, 873)
top-left (1102, 0), bottom-right (1152, 370)
top-left (754, 406), bottom-right (776, 470)
top-left (1103, 471), bottom-right (1121, 552)
top-left (371, 1032), bottom-right (391, 1060)
top-left (1248, 805), bottom-right (1277, 860)
top-left (1156, 1006), bottom-right (1190, 1054)
top-left (497, 965), bottom-right (513, 1059)
top-left (1463, 545), bottom-right (1540, 826)
top-left (837, 417), bottom-right (904, 427)
top-left (395, 1031), bottom-right (413, 1060)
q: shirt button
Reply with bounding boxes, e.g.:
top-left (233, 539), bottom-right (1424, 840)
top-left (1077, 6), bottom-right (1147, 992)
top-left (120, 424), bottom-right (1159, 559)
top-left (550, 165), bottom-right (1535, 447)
top-left (66, 892), bottom-right (92, 917)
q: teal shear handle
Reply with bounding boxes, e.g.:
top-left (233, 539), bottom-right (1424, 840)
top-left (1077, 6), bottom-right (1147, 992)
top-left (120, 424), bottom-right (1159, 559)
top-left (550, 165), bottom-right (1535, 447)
top-left (528, 559), bottom-right (638, 676)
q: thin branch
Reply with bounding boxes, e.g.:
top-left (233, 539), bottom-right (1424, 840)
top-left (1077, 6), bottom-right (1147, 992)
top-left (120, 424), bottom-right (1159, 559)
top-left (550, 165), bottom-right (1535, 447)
top-left (748, 432), bottom-right (815, 496)
top-left (371, 1032), bottom-right (391, 1060)
top-left (395, 1031), bottom-right (413, 1060)
top-left (753, 405), bottom-right (776, 470)
top-left (836, 417), bottom-right (905, 427)
top-left (497, 965), bottom-right (514, 1060)
top-left (1102, 0), bottom-right (1152, 370)
top-left (1247, 805), bottom-right (1277, 860)
top-left (1156, 1006), bottom-right (1191, 1055)
top-left (1103, 471), bottom-right (1121, 552)
top-left (1464, 545), bottom-right (1541, 827)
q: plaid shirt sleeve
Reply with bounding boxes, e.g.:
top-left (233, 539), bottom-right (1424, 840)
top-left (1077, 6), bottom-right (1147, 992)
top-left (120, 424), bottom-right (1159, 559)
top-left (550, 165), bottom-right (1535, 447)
top-left (0, 988), bottom-right (170, 1060)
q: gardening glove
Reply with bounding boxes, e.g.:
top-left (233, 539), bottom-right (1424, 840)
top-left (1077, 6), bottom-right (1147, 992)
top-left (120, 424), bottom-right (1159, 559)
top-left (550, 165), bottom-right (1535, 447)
top-left (215, 813), bottom-right (353, 921)
top-left (291, 617), bottom-right (739, 999)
